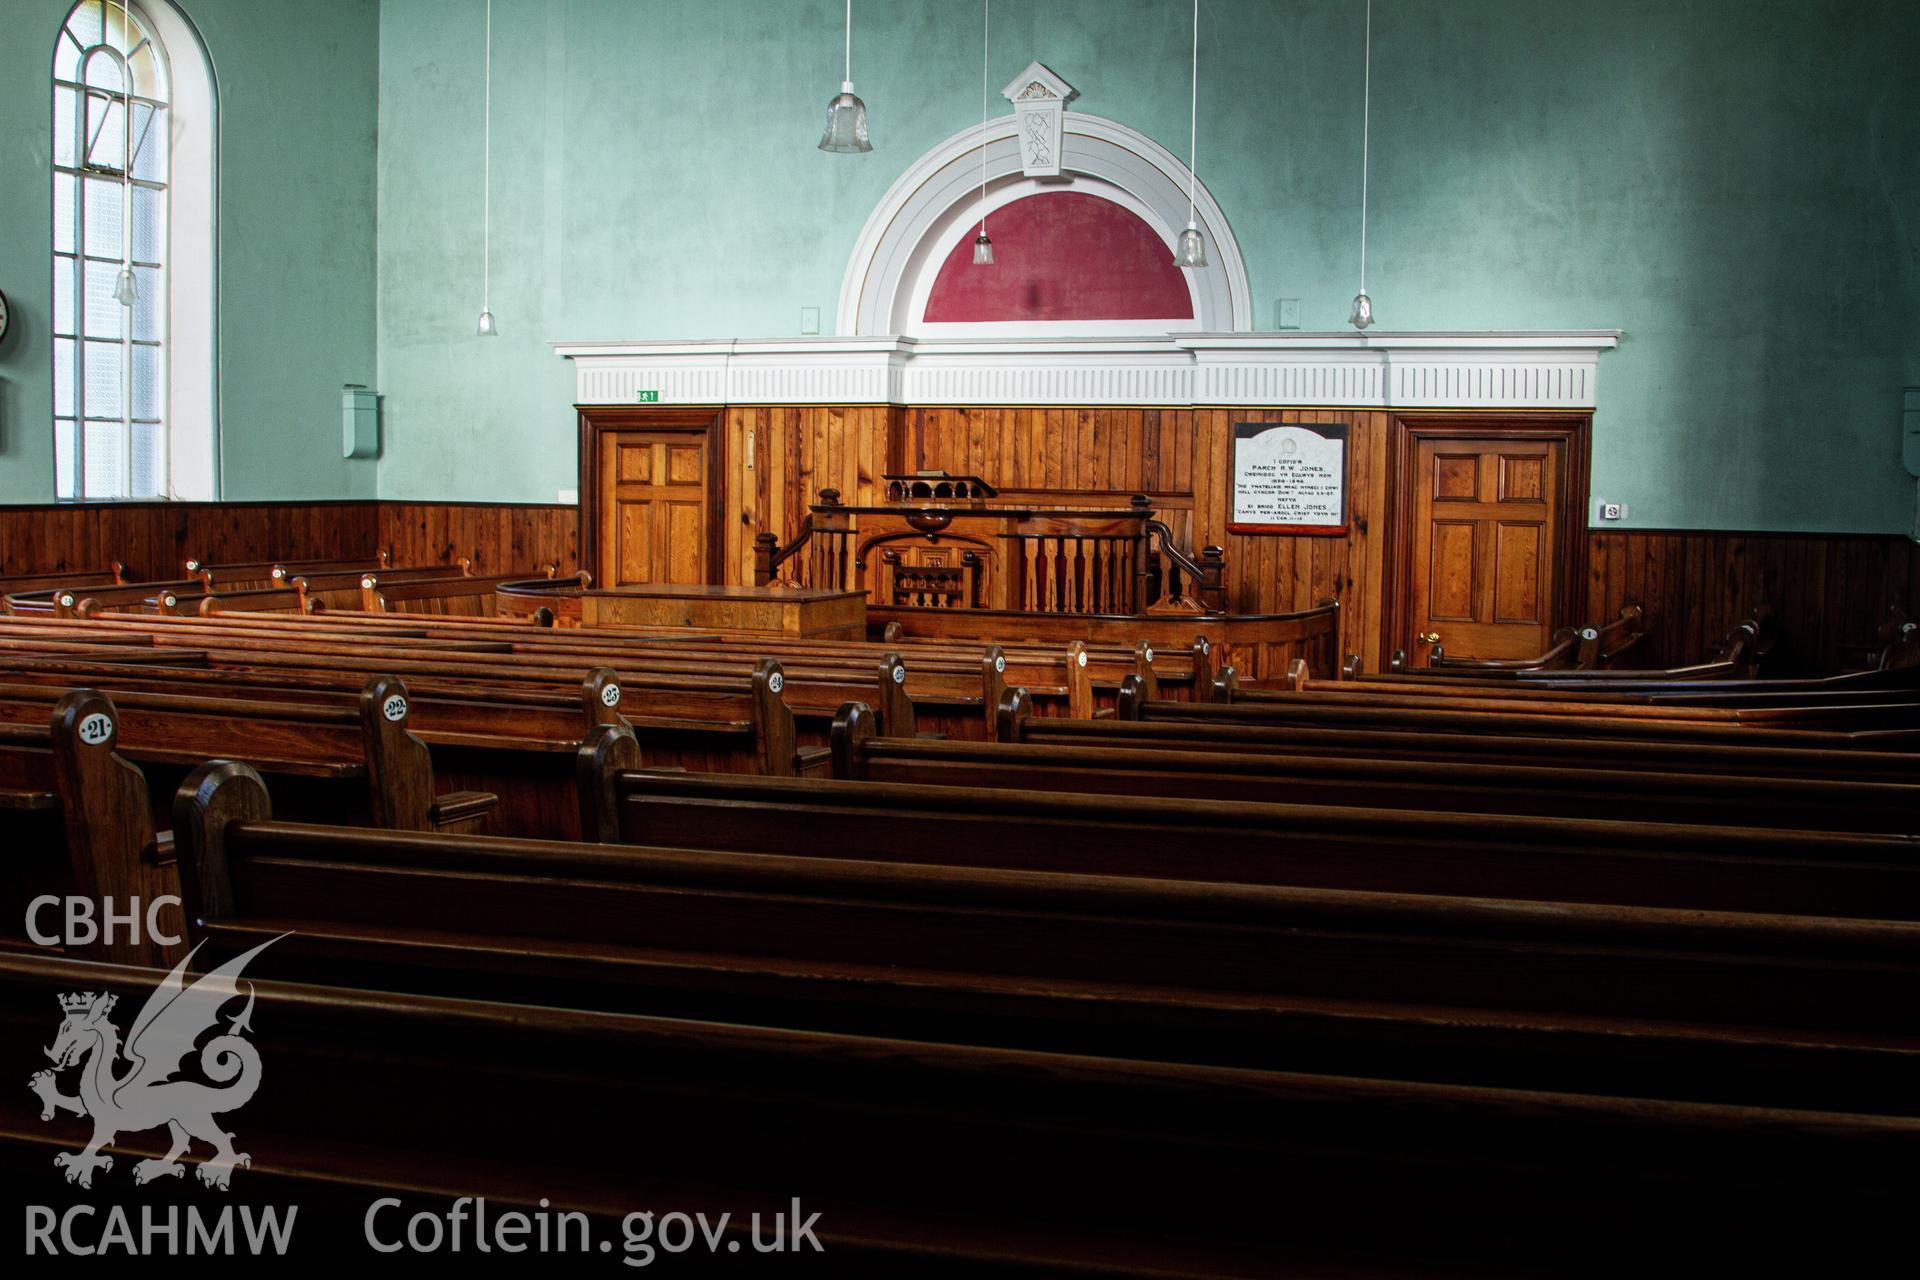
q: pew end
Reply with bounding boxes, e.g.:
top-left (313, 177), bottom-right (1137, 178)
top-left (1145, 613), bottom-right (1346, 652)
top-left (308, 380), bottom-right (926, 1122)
top-left (1190, 635), bottom-right (1216, 694)
top-left (1133, 640), bottom-right (1162, 702)
top-left (172, 758), bottom-right (273, 947)
top-left (994, 685), bottom-right (1033, 743)
top-left (582, 666), bottom-right (631, 733)
top-left (576, 720), bottom-right (644, 842)
top-left (358, 675), bottom-right (501, 833)
top-left (48, 689), bottom-right (180, 967)
top-left (750, 659), bottom-right (826, 776)
top-left (831, 701), bottom-right (879, 780)
top-left (876, 651), bottom-right (917, 737)
top-left (981, 645), bottom-right (1008, 726)
top-left (1066, 640), bottom-right (1094, 718)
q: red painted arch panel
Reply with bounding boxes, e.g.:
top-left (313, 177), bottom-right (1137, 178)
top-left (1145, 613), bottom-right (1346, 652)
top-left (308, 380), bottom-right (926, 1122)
top-left (922, 191), bottom-right (1194, 323)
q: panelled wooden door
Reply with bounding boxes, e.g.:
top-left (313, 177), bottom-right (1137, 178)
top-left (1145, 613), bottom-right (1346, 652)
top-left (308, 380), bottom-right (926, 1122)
top-left (1408, 436), bottom-right (1564, 662)
top-left (597, 431), bottom-right (710, 587)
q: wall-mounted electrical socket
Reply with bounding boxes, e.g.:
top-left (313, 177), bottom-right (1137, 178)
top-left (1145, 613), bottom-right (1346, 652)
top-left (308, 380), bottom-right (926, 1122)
top-left (1595, 499), bottom-right (1627, 522)
top-left (1276, 299), bottom-right (1301, 330)
top-left (557, 488), bottom-right (578, 504)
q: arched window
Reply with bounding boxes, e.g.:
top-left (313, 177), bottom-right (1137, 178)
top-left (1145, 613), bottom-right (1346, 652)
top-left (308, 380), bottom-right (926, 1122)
top-left (52, 0), bottom-right (215, 500)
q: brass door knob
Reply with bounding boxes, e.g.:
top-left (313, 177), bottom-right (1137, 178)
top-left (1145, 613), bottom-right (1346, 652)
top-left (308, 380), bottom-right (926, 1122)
top-left (1418, 631), bottom-right (1441, 644)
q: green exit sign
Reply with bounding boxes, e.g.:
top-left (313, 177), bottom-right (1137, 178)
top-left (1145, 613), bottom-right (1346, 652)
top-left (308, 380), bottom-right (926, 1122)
top-left (636, 389), bottom-right (660, 403)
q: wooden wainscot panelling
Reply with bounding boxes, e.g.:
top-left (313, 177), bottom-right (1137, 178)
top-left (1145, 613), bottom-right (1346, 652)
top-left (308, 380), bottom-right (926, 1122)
top-left (0, 500), bottom-right (381, 581)
top-left (1585, 529), bottom-right (1919, 675)
top-left (376, 502), bottom-right (579, 577)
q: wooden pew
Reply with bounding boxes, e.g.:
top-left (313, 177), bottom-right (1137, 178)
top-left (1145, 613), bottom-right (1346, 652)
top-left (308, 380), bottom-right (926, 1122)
top-left (361, 566), bottom-right (561, 615)
top-left (173, 761), bottom-right (1920, 1126)
top-left (0, 690), bottom-right (179, 965)
top-left (184, 551), bottom-right (388, 590)
top-left (0, 614), bottom-right (955, 746)
top-left (1125, 674), bottom-right (1920, 747)
top-left (1396, 605), bottom-right (1778, 684)
top-left (1250, 667), bottom-right (1920, 725)
top-left (0, 563), bottom-right (125, 613)
top-left (0, 675), bottom-right (498, 836)
top-left (0, 609), bottom-right (1181, 733)
top-left (1002, 686), bottom-right (1920, 781)
top-left (1425, 605), bottom-right (1647, 673)
top-left (582, 738), bottom-right (1920, 915)
top-left (821, 701), bottom-right (1920, 834)
top-left (5, 950), bottom-right (1907, 1270)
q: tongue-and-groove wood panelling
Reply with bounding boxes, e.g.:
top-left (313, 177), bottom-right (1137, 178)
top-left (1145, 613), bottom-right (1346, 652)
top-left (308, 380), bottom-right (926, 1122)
top-left (6, 447), bottom-right (1913, 675)
top-left (722, 405), bottom-right (1391, 661)
top-left (0, 500), bottom-right (576, 582)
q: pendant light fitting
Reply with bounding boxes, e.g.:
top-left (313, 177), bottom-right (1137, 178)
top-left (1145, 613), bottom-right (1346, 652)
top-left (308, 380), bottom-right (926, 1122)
top-left (819, 0), bottom-right (872, 153)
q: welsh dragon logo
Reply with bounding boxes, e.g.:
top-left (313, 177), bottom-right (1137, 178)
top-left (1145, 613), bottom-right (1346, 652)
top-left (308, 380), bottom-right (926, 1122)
top-left (28, 938), bottom-right (281, 1190)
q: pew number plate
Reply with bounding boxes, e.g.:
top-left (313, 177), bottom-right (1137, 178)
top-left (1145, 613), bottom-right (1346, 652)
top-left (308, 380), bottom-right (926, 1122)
top-left (601, 684), bottom-right (622, 707)
top-left (77, 713), bottom-right (113, 745)
top-left (382, 695), bottom-right (408, 722)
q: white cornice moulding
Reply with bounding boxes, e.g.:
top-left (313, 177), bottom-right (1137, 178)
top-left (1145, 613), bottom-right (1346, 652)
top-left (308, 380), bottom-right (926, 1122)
top-left (552, 332), bottom-right (1623, 410)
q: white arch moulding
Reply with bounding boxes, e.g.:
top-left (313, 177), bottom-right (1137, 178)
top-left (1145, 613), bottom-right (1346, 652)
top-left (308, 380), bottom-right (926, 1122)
top-left (836, 112), bottom-right (1254, 337)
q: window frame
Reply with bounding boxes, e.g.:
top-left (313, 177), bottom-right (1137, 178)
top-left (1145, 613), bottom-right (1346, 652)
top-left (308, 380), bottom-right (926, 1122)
top-left (51, 0), bottom-right (216, 504)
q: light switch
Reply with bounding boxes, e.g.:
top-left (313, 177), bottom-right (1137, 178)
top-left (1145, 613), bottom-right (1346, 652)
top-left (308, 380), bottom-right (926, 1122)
top-left (801, 307), bottom-right (821, 335)
top-left (1276, 299), bottom-right (1301, 330)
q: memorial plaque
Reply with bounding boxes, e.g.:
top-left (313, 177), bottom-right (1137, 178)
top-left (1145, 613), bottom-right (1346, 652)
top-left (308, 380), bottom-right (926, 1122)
top-left (1228, 422), bottom-right (1349, 535)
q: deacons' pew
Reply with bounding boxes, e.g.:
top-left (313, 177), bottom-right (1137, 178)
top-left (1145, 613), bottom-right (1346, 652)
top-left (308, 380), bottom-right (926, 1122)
top-left (820, 701), bottom-right (1920, 833)
top-left (580, 741), bottom-right (1920, 916)
top-left (0, 691), bottom-right (180, 965)
top-left (6, 951), bottom-right (1906, 1271)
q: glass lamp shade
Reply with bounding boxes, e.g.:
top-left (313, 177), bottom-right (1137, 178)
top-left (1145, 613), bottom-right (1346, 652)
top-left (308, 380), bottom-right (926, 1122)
top-left (818, 83), bottom-right (871, 153)
top-left (112, 267), bottom-right (138, 307)
top-left (972, 233), bottom-right (995, 265)
top-left (1348, 291), bottom-right (1374, 330)
top-left (476, 308), bottom-right (498, 337)
top-left (1174, 224), bottom-right (1208, 269)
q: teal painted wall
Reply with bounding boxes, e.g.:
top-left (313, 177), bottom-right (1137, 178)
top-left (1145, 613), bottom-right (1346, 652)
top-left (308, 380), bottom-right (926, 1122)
top-left (375, 0), bottom-right (1919, 533)
top-left (0, 0), bottom-right (379, 503)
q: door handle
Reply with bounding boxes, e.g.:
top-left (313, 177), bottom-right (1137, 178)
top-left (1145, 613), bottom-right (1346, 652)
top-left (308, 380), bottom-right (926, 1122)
top-left (1418, 631), bottom-right (1441, 645)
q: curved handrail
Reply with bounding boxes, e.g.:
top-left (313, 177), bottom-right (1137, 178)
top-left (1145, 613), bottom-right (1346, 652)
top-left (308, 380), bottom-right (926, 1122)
top-left (1143, 520), bottom-right (1226, 614)
top-left (753, 516), bottom-right (816, 587)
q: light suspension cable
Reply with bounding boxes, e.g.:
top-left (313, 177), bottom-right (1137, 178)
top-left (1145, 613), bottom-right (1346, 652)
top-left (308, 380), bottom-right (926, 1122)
top-left (1349, 0), bottom-right (1375, 329)
top-left (477, 0), bottom-right (496, 336)
top-left (1175, 0), bottom-right (1207, 268)
top-left (973, 0), bottom-right (994, 264)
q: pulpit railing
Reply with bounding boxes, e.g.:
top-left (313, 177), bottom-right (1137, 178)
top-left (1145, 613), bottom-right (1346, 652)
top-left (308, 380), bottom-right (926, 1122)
top-left (756, 489), bottom-right (1227, 617)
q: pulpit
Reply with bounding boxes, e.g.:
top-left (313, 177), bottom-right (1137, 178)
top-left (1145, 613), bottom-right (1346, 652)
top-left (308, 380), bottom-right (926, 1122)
top-left (754, 476), bottom-right (1226, 618)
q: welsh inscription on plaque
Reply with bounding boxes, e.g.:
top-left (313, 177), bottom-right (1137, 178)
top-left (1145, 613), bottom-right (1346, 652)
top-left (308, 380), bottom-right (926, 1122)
top-left (1228, 422), bottom-right (1349, 535)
